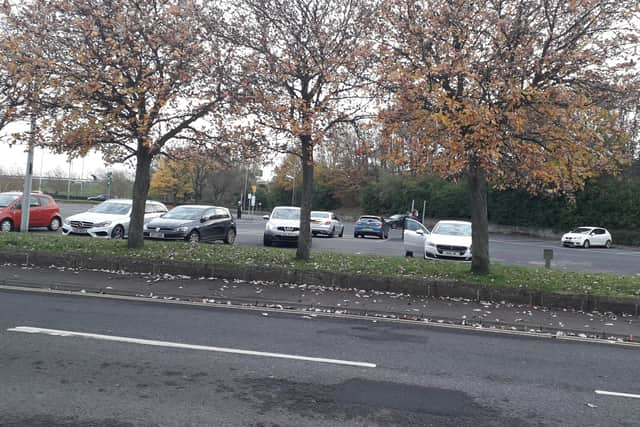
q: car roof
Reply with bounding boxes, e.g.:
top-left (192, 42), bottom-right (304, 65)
top-left (1, 191), bottom-right (50, 197)
top-left (273, 206), bottom-right (300, 210)
top-left (173, 204), bottom-right (220, 209)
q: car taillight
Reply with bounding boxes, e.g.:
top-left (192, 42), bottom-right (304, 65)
top-left (324, 221), bottom-right (331, 225)
top-left (373, 222), bottom-right (381, 226)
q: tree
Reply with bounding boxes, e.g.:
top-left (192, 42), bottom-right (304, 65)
top-left (379, 0), bottom-right (640, 273)
top-left (219, 0), bottom-right (379, 260)
top-left (4, 0), bottom-right (235, 248)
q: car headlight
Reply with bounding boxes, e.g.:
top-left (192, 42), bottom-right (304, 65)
top-left (63, 218), bottom-right (70, 225)
top-left (176, 226), bottom-right (189, 232)
top-left (426, 242), bottom-right (436, 247)
top-left (93, 221), bottom-right (111, 227)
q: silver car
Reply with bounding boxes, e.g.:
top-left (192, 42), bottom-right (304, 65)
top-left (311, 210), bottom-right (344, 238)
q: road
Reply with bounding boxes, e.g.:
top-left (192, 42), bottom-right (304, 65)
top-left (1, 288), bottom-right (638, 426)
top-left (45, 203), bottom-right (640, 275)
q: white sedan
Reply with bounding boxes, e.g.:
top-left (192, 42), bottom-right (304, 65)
top-left (62, 199), bottom-right (167, 239)
top-left (311, 210), bottom-right (344, 237)
top-left (405, 219), bottom-right (472, 260)
top-left (561, 227), bottom-right (612, 248)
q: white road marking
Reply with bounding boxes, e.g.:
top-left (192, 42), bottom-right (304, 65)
top-left (7, 326), bottom-right (376, 368)
top-left (595, 390), bottom-right (640, 399)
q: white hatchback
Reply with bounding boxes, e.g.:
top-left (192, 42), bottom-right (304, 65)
top-left (561, 226), bottom-right (612, 248)
top-left (62, 199), bottom-right (167, 239)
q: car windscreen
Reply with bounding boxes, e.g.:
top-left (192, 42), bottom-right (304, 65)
top-left (0, 194), bottom-right (19, 207)
top-left (359, 216), bottom-right (381, 222)
top-left (272, 208), bottom-right (300, 220)
top-left (163, 206), bottom-right (207, 220)
top-left (93, 202), bottom-right (131, 215)
top-left (571, 227), bottom-right (591, 234)
top-left (311, 212), bottom-right (330, 219)
top-left (432, 222), bottom-right (471, 236)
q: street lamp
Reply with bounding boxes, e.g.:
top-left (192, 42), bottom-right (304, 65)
top-left (285, 174), bottom-right (295, 205)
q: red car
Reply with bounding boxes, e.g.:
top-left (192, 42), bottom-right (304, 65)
top-left (0, 192), bottom-right (63, 232)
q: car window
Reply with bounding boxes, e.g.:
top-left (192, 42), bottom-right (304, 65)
top-left (213, 208), bottom-right (228, 218)
top-left (359, 216), bottom-right (382, 222)
top-left (272, 208), bottom-right (300, 220)
top-left (432, 222), bottom-right (471, 236)
top-left (571, 227), bottom-right (591, 234)
top-left (38, 197), bottom-right (50, 206)
top-left (0, 194), bottom-right (19, 207)
top-left (406, 219), bottom-right (419, 232)
top-left (311, 211), bottom-right (330, 219)
top-left (94, 202), bottom-right (131, 215)
top-left (164, 206), bottom-right (207, 220)
top-left (29, 197), bottom-right (40, 207)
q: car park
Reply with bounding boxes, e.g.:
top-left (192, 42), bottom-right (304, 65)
top-left (402, 218), bottom-right (430, 257)
top-left (263, 206), bottom-right (301, 246)
top-left (311, 210), bottom-right (344, 237)
top-left (0, 191), bottom-right (62, 232)
top-left (144, 205), bottom-right (236, 244)
top-left (354, 215), bottom-right (389, 239)
top-left (424, 220), bottom-right (472, 260)
top-left (561, 226), bottom-right (612, 248)
top-left (62, 199), bottom-right (167, 239)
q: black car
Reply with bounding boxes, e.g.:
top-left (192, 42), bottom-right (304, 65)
top-left (385, 214), bottom-right (407, 229)
top-left (87, 194), bottom-right (110, 201)
top-left (143, 205), bottom-right (236, 244)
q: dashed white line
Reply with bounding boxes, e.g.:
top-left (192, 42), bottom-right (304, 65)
top-left (7, 326), bottom-right (376, 368)
top-left (595, 390), bottom-right (640, 399)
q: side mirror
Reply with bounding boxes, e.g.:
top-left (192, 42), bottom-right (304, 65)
top-left (200, 217), bottom-right (207, 223)
top-left (262, 214), bottom-right (269, 220)
top-left (416, 230), bottom-right (424, 235)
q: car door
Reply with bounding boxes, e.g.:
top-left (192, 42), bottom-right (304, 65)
top-left (197, 208), bottom-right (216, 241)
top-left (333, 213), bottom-right (343, 235)
top-left (27, 196), bottom-right (44, 227)
top-left (210, 208), bottom-right (231, 240)
top-left (593, 228), bottom-right (606, 246)
top-left (403, 219), bottom-right (429, 254)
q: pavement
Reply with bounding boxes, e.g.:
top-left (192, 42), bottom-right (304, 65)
top-left (1, 262), bottom-right (639, 345)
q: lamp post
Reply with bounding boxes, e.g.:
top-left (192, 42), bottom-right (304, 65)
top-left (285, 174), bottom-right (295, 205)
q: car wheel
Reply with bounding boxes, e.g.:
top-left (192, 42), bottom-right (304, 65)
top-left (384, 230), bottom-right (389, 239)
top-left (605, 240), bottom-right (611, 248)
top-left (339, 227), bottom-right (343, 237)
top-left (582, 240), bottom-right (590, 249)
top-left (328, 227), bottom-right (335, 238)
top-left (224, 228), bottom-right (236, 244)
top-left (0, 218), bottom-right (13, 232)
top-left (111, 225), bottom-right (125, 239)
top-left (353, 233), bottom-right (358, 238)
top-left (48, 217), bottom-right (61, 231)
top-left (186, 230), bottom-right (200, 243)
top-left (405, 250), bottom-right (413, 257)
top-left (263, 234), bottom-right (272, 246)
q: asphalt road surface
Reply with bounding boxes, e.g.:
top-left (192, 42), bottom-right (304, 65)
top-left (40, 203), bottom-right (640, 275)
top-left (1, 288), bottom-right (639, 426)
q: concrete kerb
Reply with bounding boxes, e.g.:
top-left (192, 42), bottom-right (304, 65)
top-left (1, 249), bottom-right (638, 316)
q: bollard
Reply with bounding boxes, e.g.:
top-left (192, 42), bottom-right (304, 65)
top-left (543, 248), bottom-right (553, 269)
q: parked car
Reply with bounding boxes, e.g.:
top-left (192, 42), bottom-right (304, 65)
top-left (62, 199), bottom-right (167, 239)
top-left (87, 194), bottom-right (110, 201)
top-left (354, 215), bottom-right (389, 239)
top-left (561, 226), bottom-right (612, 248)
top-left (423, 220), bottom-right (472, 260)
top-left (0, 191), bottom-right (62, 232)
top-left (263, 206), bottom-right (301, 246)
top-left (144, 205), bottom-right (236, 244)
top-left (403, 218), bottom-right (431, 257)
top-left (311, 210), bottom-right (344, 237)
top-left (385, 213), bottom-right (406, 229)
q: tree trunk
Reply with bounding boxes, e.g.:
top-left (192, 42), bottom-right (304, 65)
top-left (469, 159), bottom-right (489, 274)
top-left (127, 146), bottom-right (152, 249)
top-left (296, 134), bottom-right (313, 260)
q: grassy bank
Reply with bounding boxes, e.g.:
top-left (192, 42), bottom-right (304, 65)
top-left (1, 233), bottom-right (639, 298)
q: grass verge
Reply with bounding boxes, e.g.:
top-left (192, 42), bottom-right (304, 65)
top-left (1, 233), bottom-right (639, 298)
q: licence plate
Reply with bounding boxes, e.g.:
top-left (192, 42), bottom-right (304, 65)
top-left (150, 231), bottom-right (164, 238)
top-left (71, 227), bottom-right (85, 234)
top-left (443, 250), bottom-right (459, 256)
top-left (363, 227), bottom-right (372, 231)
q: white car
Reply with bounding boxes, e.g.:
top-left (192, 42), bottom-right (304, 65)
top-left (62, 199), bottom-right (168, 239)
top-left (561, 226), bottom-right (612, 248)
top-left (404, 219), bottom-right (472, 260)
top-left (263, 206), bottom-right (301, 246)
top-left (311, 210), bottom-right (344, 237)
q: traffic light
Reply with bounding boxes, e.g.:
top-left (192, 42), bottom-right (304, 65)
top-left (106, 171), bottom-right (112, 185)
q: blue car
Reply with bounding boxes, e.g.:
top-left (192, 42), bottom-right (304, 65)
top-left (354, 215), bottom-right (389, 239)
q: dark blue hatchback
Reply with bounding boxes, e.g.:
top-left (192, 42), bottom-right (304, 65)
top-left (354, 215), bottom-right (389, 239)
